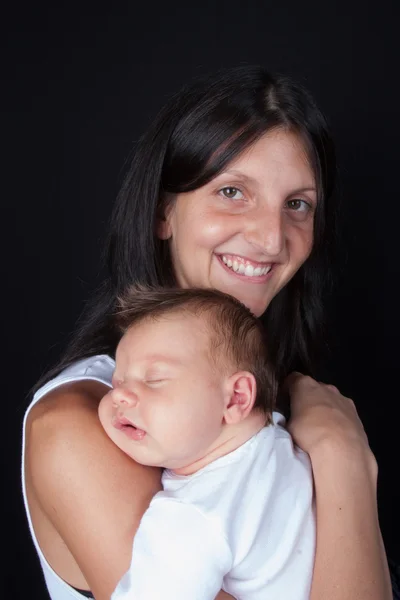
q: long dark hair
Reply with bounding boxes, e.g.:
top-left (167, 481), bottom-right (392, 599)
top-left (35, 65), bottom-right (337, 391)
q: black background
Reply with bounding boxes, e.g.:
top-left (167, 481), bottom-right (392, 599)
top-left (3, 2), bottom-right (399, 598)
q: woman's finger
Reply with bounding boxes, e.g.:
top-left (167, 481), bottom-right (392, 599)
top-left (324, 384), bottom-right (340, 394)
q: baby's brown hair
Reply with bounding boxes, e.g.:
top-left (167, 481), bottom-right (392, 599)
top-left (115, 286), bottom-right (277, 419)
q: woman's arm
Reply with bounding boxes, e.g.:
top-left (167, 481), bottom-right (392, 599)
top-left (286, 374), bottom-right (392, 600)
top-left (25, 380), bottom-right (163, 600)
top-left (26, 381), bottom-right (236, 600)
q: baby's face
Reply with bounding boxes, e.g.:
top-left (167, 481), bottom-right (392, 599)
top-left (98, 313), bottom-right (228, 472)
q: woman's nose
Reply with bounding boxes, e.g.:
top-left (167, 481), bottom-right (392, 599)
top-left (112, 387), bottom-right (139, 407)
top-left (244, 208), bottom-right (285, 256)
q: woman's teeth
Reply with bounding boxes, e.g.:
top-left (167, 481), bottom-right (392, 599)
top-left (221, 255), bottom-right (272, 277)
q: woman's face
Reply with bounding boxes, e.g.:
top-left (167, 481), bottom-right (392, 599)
top-left (158, 129), bottom-right (317, 317)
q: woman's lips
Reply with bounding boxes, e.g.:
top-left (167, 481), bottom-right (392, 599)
top-left (216, 254), bottom-right (274, 283)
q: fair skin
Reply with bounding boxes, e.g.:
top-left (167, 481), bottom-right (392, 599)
top-left (98, 314), bottom-right (265, 475)
top-left (25, 129), bottom-right (391, 600)
top-left (286, 374), bottom-right (392, 600)
top-left (159, 129), bottom-right (316, 318)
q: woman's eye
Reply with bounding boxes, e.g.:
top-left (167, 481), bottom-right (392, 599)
top-left (288, 199), bottom-right (310, 210)
top-left (285, 199), bottom-right (314, 221)
top-left (286, 199), bottom-right (311, 212)
top-left (219, 186), bottom-right (245, 201)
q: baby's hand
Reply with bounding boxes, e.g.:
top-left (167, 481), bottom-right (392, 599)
top-left (285, 373), bottom-right (376, 470)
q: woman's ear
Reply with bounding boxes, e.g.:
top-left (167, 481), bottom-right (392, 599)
top-left (156, 198), bottom-right (174, 240)
top-left (223, 371), bottom-right (257, 425)
top-left (156, 218), bottom-right (172, 240)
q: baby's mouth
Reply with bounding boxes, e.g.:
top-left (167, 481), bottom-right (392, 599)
top-left (113, 415), bottom-right (147, 439)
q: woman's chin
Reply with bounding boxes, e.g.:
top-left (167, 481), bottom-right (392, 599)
top-left (227, 290), bottom-right (271, 317)
top-left (205, 274), bottom-right (271, 316)
top-left (248, 303), bottom-right (269, 318)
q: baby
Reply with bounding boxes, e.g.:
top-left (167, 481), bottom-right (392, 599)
top-left (98, 286), bottom-right (315, 600)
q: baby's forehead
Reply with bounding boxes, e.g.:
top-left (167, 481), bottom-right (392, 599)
top-left (118, 310), bottom-right (215, 358)
top-left (136, 309), bottom-right (213, 335)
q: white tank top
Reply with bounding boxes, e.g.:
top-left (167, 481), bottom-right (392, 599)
top-left (21, 355), bottom-right (115, 600)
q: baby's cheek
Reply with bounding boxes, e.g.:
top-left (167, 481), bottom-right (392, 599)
top-left (182, 411), bottom-right (214, 445)
top-left (98, 392), bottom-right (113, 428)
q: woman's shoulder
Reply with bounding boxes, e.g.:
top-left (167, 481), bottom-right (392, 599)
top-left (22, 354), bottom-right (117, 516)
top-left (32, 355), bottom-right (114, 406)
top-left (25, 354), bottom-right (115, 425)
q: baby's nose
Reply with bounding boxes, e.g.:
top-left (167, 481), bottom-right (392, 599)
top-left (112, 387), bottom-right (139, 407)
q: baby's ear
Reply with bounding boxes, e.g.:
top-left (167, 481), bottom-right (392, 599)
top-left (223, 372), bottom-right (257, 425)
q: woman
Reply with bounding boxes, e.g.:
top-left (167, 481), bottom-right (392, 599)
top-left (23, 65), bottom-right (392, 599)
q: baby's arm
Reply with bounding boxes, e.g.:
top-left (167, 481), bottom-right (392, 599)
top-left (112, 498), bottom-right (231, 600)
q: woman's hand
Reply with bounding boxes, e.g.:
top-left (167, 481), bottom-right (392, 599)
top-left (285, 372), bottom-right (375, 470)
top-left (284, 372), bottom-right (391, 600)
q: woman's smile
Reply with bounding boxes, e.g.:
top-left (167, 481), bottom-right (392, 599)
top-left (216, 254), bottom-right (275, 283)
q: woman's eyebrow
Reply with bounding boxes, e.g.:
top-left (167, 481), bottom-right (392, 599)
top-left (218, 169), bottom-right (255, 181)
top-left (217, 170), bottom-right (316, 193)
top-left (290, 186), bottom-right (317, 195)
